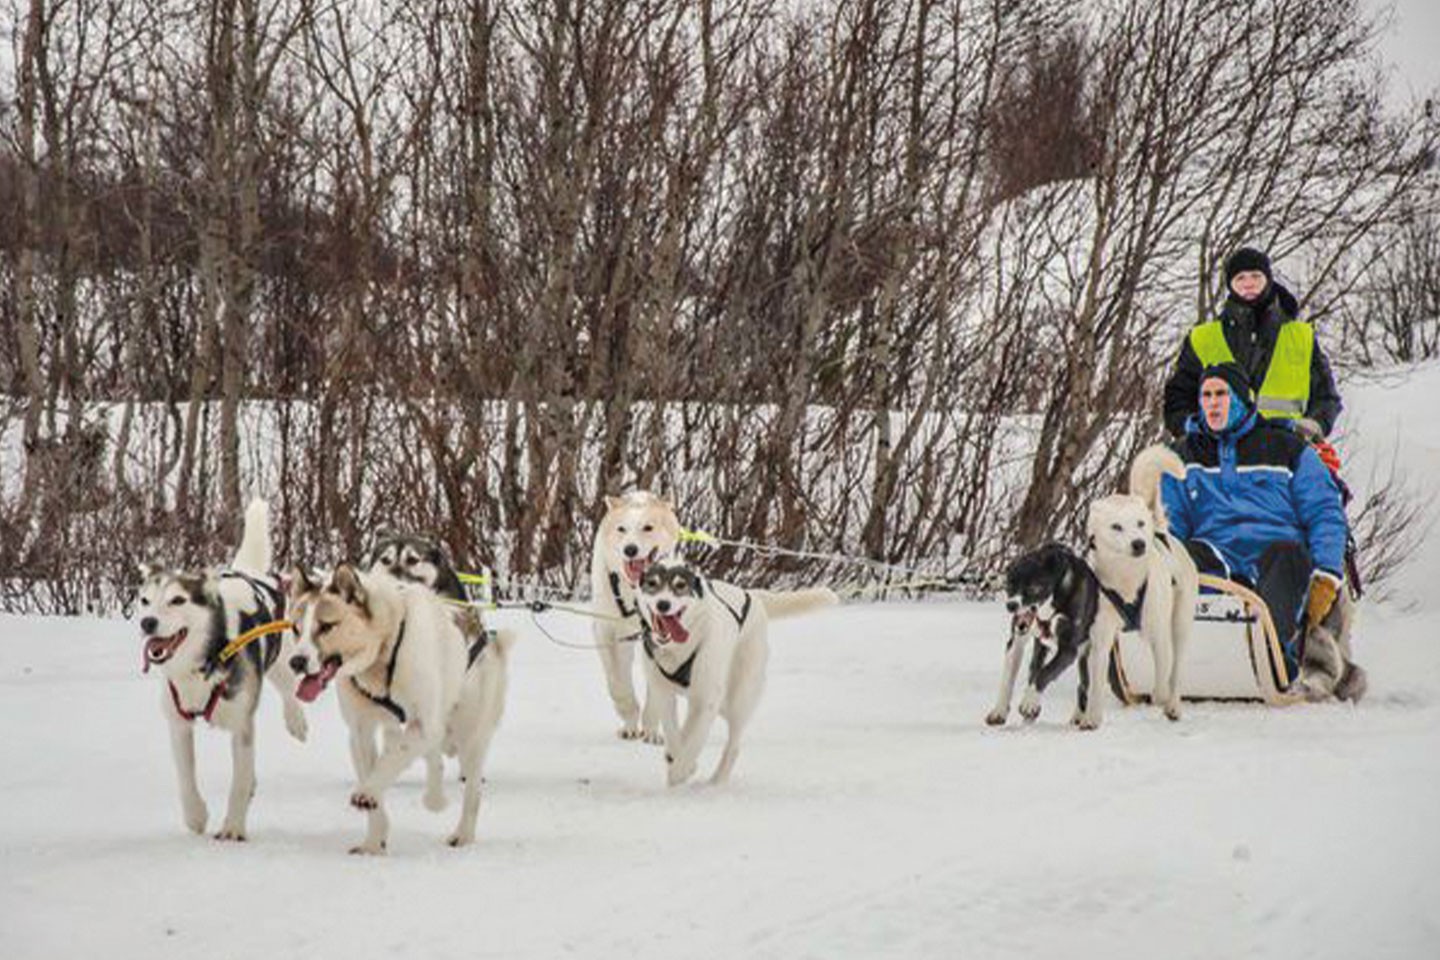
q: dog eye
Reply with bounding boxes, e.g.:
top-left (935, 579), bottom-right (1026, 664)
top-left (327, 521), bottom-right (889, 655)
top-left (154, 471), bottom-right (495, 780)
top-left (1111, 523), bottom-right (1122, 532)
top-left (169, 596), bottom-right (186, 606)
top-left (405, 556), bottom-right (418, 566)
top-left (316, 621), bottom-right (336, 635)
top-left (617, 525), bottom-right (628, 534)
top-left (643, 524), bottom-right (654, 533)
top-left (672, 577), bottom-right (689, 594)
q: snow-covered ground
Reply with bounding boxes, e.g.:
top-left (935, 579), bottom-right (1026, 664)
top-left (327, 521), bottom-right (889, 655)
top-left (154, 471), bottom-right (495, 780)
top-left (3, 599), bottom-right (1437, 960)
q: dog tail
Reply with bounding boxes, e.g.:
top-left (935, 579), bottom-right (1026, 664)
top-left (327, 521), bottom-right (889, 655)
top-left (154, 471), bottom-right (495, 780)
top-left (232, 498), bottom-right (272, 574)
top-left (754, 587), bottom-right (840, 620)
top-left (1128, 444), bottom-right (1186, 533)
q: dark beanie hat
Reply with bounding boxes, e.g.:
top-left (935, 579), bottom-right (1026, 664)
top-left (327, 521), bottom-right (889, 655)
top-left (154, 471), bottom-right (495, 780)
top-left (1199, 362), bottom-right (1256, 404)
top-left (1224, 247), bottom-right (1272, 283)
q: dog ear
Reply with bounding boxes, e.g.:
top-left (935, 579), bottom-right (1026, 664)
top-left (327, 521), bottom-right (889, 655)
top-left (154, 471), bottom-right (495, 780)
top-left (287, 565), bottom-right (317, 599)
top-left (331, 563), bottom-right (369, 610)
top-left (137, 561), bottom-right (160, 581)
top-left (693, 574), bottom-right (706, 598)
top-left (604, 494), bottom-right (624, 512)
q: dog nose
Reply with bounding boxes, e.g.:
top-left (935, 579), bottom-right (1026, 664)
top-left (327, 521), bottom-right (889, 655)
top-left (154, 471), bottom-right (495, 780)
top-left (656, 599), bottom-right (671, 614)
top-left (140, 616), bottom-right (158, 634)
top-left (1131, 539), bottom-right (1147, 556)
top-left (289, 655), bottom-right (310, 674)
top-left (623, 544), bottom-right (639, 558)
top-left (1005, 600), bottom-right (1019, 613)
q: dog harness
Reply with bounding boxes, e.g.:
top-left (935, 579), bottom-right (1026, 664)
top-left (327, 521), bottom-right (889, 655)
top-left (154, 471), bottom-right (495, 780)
top-left (608, 570), bottom-right (650, 643)
top-left (351, 619), bottom-right (409, 724)
top-left (640, 586), bottom-right (753, 690)
top-left (168, 572), bottom-right (285, 724)
top-left (1099, 583), bottom-right (1148, 633)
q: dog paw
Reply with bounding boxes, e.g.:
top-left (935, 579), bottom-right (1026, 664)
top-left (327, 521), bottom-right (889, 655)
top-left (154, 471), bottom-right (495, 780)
top-left (1018, 701), bottom-right (1041, 723)
top-left (284, 706), bottom-right (308, 743)
top-left (349, 791), bottom-right (379, 810)
top-left (667, 759), bottom-right (697, 787)
top-left (1075, 715), bottom-right (1101, 732)
top-left (617, 726), bottom-right (645, 741)
top-left (985, 709), bottom-right (1008, 726)
top-left (213, 826), bottom-right (247, 842)
top-left (642, 728), bottom-right (665, 746)
top-left (446, 831), bottom-right (475, 848)
top-left (183, 799), bottom-right (209, 834)
top-left (1163, 704), bottom-right (1182, 722)
top-left (348, 842), bottom-right (386, 856)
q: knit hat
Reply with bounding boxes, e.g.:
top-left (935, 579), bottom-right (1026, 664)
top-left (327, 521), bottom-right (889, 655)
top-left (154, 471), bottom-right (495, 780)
top-left (1223, 247), bottom-right (1272, 284)
top-left (1199, 363), bottom-right (1254, 432)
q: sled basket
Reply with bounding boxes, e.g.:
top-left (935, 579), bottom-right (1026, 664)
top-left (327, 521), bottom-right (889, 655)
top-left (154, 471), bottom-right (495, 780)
top-left (1108, 574), bottom-right (1304, 706)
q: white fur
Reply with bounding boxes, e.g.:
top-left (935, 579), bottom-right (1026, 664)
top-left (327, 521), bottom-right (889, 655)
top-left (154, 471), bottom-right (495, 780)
top-left (589, 492), bottom-right (682, 743)
top-left (1080, 445), bottom-right (1200, 729)
top-left (290, 571), bottom-right (514, 854)
top-left (136, 498), bottom-right (305, 841)
top-left (637, 577), bottom-right (836, 786)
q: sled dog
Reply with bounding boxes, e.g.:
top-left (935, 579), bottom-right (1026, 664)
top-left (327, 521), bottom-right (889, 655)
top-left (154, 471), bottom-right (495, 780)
top-left (1081, 445), bottom-right (1200, 728)
top-left (590, 491), bottom-right (683, 742)
top-left (136, 499), bottom-right (307, 840)
top-left (633, 560), bottom-right (837, 786)
top-left (287, 563), bottom-right (514, 853)
top-left (987, 543), bottom-right (1102, 727)
top-left (364, 529), bottom-right (490, 806)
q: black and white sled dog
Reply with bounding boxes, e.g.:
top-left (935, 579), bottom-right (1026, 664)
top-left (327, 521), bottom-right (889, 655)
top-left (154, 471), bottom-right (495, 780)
top-left (986, 543), bottom-right (1102, 728)
top-left (363, 529), bottom-right (489, 805)
top-left (632, 560), bottom-right (838, 786)
top-left (1081, 445), bottom-right (1201, 728)
top-left (590, 491), bottom-right (684, 743)
top-left (287, 563), bottom-right (515, 854)
top-left (136, 499), bottom-right (307, 840)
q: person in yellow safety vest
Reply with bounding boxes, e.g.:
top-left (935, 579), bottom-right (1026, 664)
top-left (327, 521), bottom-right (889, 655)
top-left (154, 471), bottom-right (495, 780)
top-left (1163, 247), bottom-right (1342, 441)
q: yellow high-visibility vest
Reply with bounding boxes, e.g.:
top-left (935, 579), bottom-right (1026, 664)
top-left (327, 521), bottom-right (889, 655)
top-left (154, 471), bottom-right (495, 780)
top-left (1189, 319), bottom-right (1313, 420)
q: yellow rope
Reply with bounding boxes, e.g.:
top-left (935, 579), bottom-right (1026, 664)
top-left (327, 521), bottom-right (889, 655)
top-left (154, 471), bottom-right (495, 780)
top-left (217, 619), bottom-right (294, 663)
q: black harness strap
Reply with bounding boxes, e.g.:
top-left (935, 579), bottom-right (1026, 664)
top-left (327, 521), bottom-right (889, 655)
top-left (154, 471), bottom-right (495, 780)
top-left (642, 635), bottom-right (697, 688)
top-left (351, 619), bottom-right (408, 724)
top-left (608, 570), bottom-right (650, 643)
top-left (467, 629), bottom-right (493, 670)
top-left (1100, 583), bottom-right (1147, 633)
top-left (714, 588), bottom-right (753, 629)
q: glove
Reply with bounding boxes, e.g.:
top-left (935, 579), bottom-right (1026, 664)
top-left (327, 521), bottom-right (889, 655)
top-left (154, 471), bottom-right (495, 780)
top-left (1293, 417), bottom-right (1324, 441)
top-left (1305, 570), bottom-right (1342, 628)
top-left (1312, 439), bottom-right (1342, 475)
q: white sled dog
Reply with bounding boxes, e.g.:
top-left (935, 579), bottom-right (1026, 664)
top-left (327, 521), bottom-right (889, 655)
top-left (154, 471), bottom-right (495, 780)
top-left (590, 491), bottom-right (683, 742)
top-left (136, 499), bottom-right (308, 840)
top-left (287, 564), bottom-right (515, 854)
top-left (632, 559), bottom-right (838, 786)
top-left (1080, 445), bottom-right (1200, 729)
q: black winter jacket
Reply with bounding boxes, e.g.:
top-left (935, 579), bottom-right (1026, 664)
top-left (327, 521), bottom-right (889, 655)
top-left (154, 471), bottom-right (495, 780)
top-left (1163, 282), bottom-right (1343, 439)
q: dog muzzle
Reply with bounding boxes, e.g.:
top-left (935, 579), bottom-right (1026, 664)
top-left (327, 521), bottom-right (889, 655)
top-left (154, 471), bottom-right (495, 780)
top-left (624, 548), bottom-right (659, 585)
top-left (649, 610), bottom-right (690, 645)
top-left (142, 629), bottom-right (189, 673)
top-left (295, 655), bottom-right (342, 703)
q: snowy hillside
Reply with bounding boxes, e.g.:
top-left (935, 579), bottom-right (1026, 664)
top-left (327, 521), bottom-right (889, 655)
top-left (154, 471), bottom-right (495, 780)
top-left (2, 599), bottom-right (1438, 960)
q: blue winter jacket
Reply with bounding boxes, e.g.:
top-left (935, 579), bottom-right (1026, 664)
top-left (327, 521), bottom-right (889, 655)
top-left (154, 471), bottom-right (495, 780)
top-left (1160, 408), bottom-right (1347, 582)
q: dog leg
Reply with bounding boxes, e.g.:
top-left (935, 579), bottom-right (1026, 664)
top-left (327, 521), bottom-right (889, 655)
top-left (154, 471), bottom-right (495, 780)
top-left (986, 631), bottom-right (1027, 726)
top-left (423, 751), bottom-right (447, 812)
top-left (166, 710), bottom-right (208, 834)
top-left (667, 700), bottom-right (720, 787)
top-left (1018, 642), bottom-right (1049, 722)
top-left (595, 638), bottom-right (643, 739)
top-left (215, 722), bottom-right (257, 841)
top-left (1167, 582), bottom-right (1197, 720)
top-left (447, 735), bottom-right (488, 847)
top-left (1076, 628), bottom-right (1114, 730)
top-left (1145, 602), bottom-right (1180, 721)
top-left (640, 694), bottom-right (664, 746)
top-left (350, 724), bottom-right (429, 852)
top-left (349, 719), bottom-right (380, 781)
top-left (266, 662), bottom-right (308, 743)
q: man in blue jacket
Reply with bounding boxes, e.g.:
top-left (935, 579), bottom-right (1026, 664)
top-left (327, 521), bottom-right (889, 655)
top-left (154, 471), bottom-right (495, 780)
top-left (1161, 363), bottom-right (1364, 701)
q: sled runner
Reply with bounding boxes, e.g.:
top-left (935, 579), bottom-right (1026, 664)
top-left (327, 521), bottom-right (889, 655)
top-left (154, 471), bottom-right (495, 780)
top-left (1108, 574), bottom-right (1304, 706)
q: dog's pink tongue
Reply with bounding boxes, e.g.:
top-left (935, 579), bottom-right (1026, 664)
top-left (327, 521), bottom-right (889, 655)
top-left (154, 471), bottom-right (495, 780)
top-left (296, 661), bottom-right (339, 703)
top-left (657, 613), bottom-right (689, 645)
top-left (625, 558), bottom-right (647, 584)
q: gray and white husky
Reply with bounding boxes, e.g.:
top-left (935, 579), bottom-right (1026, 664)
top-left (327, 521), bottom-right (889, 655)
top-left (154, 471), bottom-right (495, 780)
top-left (136, 499), bottom-right (307, 840)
